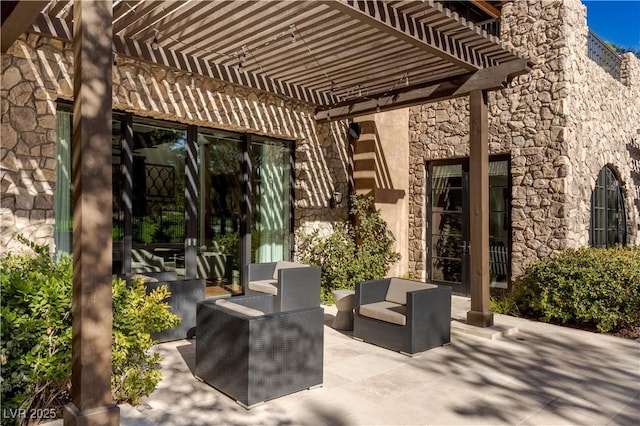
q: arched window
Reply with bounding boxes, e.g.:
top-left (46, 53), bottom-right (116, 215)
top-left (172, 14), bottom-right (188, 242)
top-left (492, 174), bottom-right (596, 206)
top-left (590, 166), bottom-right (627, 247)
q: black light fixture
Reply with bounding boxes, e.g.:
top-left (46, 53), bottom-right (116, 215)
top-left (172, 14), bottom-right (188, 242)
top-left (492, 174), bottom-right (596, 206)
top-left (151, 29), bottom-right (160, 50)
top-left (348, 122), bottom-right (361, 139)
top-left (329, 190), bottom-right (343, 208)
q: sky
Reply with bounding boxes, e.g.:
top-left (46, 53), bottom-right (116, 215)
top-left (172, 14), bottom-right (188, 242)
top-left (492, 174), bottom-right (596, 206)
top-left (582, 1), bottom-right (640, 50)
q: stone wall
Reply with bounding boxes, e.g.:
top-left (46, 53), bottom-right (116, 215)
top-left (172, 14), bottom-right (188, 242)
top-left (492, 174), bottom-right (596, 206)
top-left (408, 0), bottom-right (640, 281)
top-left (1, 34), bottom-right (349, 254)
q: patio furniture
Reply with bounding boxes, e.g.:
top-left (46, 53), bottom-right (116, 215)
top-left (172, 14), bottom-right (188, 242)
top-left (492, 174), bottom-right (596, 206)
top-left (332, 289), bottom-right (355, 330)
top-left (246, 261), bottom-right (321, 312)
top-left (354, 278), bottom-right (451, 355)
top-left (131, 248), bottom-right (165, 272)
top-left (122, 273), bottom-right (207, 342)
top-left (195, 294), bottom-right (324, 408)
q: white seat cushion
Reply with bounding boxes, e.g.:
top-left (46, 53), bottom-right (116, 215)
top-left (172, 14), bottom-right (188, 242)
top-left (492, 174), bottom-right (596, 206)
top-left (386, 278), bottom-right (437, 305)
top-left (248, 279), bottom-right (278, 295)
top-left (359, 301), bottom-right (407, 326)
top-left (215, 299), bottom-right (264, 317)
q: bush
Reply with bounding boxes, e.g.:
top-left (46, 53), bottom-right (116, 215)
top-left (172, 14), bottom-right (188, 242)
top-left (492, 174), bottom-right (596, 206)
top-left (296, 195), bottom-right (401, 304)
top-left (111, 278), bottom-right (180, 404)
top-left (1, 236), bottom-right (179, 424)
top-left (1, 237), bottom-right (73, 421)
top-left (494, 246), bottom-right (640, 333)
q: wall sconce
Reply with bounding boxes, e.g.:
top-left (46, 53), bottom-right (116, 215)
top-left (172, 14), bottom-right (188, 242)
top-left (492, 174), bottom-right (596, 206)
top-left (329, 191), bottom-right (343, 208)
top-left (348, 122), bottom-right (361, 139)
top-left (151, 29), bottom-right (160, 50)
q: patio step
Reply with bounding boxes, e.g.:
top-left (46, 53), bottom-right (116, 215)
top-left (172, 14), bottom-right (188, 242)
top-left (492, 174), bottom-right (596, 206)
top-left (451, 319), bottom-right (519, 340)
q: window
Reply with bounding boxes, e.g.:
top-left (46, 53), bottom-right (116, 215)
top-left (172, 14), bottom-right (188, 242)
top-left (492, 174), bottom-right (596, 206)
top-left (54, 107), bottom-right (294, 291)
top-left (590, 166), bottom-right (627, 247)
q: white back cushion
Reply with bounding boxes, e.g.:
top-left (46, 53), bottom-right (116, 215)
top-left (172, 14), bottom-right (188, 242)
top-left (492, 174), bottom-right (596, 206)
top-left (272, 261), bottom-right (308, 280)
top-left (385, 278), bottom-right (437, 305)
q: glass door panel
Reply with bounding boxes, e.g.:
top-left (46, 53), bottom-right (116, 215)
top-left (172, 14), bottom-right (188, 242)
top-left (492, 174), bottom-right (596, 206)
top-left (427, 158), bottom-right (511, 294)
top-left (198, 130), bottom-right (243, 296)
top-left (251, 138), bottom-right (292, 263)
top-left (429, 164), bottom-right (468, 292)
top-left (489, 160), bottom-right (509, 288)
top-left (112, 118), bottom-right (123, 274)
top-left (130, 121), bottom-right (187, 275)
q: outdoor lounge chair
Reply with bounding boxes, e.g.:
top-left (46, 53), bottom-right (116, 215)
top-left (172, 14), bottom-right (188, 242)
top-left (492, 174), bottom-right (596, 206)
top-left (195, 294), bottom-right (324, 408)
top-left (246, 261), bottom-right (321, 312)
top-left (354, 278), bottom-right (451, 355)
top-left (122, 272), bottom-right (206, 342)
top-left (131, 248), bottom-right (165, 273)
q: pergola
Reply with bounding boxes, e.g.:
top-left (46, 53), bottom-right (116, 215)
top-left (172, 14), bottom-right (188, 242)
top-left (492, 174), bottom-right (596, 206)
top-left (2, 1), bottom-right (530, 424)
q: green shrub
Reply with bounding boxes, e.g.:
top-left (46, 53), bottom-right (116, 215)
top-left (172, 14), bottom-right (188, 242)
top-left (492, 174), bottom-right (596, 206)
top-left (1, 236), bottom-right (179, 423)
top-left (296, 195), bottom-right (401, 304)
top-left (0, 237), bottom-right (73, 420)
top-left (111, 278), bottom-right (180, 404)
top-left (500, 246), bottom-right (640, 333)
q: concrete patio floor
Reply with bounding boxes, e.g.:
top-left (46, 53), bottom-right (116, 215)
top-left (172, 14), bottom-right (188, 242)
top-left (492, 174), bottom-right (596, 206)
top-left (126, 296), bottom-right (639, 425)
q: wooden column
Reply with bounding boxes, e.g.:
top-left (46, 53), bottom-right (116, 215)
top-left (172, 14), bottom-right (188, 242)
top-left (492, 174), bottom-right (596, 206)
top-left (466, 90), bottom-right (494, 327)
top-left (64, 1), bottom-right (119, 425)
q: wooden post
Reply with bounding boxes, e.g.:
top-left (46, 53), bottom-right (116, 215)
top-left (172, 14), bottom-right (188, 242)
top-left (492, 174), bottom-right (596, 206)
top-left (64, 0), bottom-right (119, 425)
top-left (466, 90), bottom-right (494, 327)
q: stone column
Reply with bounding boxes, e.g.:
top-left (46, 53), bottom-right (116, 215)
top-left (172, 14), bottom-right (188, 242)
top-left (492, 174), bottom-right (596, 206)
top-left (64, 0), bottom-right (119, 425)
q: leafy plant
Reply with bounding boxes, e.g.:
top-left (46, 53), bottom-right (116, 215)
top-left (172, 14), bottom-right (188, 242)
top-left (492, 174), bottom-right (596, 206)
top-left (493, 246), bottom-right (640, 333)
top-left (1, 236), bottom-right (179, 424)
top-left (296, 195), bottom-right (401, 304)
top-left (111, 278), bottom-right (179, 404)
top-left (1, 236), bottom-right (73, 422)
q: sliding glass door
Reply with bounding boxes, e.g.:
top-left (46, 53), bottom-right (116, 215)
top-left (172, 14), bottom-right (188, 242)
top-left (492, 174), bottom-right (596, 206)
top-left (251, 138), bottom-right (293, 263)
top-left (129, 120), bottom-right (187, 274)
top-left (198, 130), bottom-right (243, 294)
top-left (55, 108), bottom-right (295, 291)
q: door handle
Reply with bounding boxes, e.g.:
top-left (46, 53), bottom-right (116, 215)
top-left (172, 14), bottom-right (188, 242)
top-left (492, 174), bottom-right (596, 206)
top-left (462, 241), bottom-right (469, 255)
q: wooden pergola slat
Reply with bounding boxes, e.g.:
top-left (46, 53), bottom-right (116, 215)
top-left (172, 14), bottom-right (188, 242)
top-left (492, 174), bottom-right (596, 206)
top-left (30, 13), bottom-right (338, 107)
top-left (324, 0), bottom-right (493, 71)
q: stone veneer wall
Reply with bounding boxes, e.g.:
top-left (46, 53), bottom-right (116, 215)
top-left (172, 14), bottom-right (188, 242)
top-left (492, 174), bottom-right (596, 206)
top-left (1, 34), bottom-right (349, 254)
top-left (408, 0), bottom-right (640, 281)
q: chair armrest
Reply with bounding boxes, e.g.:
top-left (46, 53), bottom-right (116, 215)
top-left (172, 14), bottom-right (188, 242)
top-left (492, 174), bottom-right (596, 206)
top-left (355, 279), bottom-right (390, 308)
top-left (247, 262), bottom-right (276, 281)
top-left (406, 285), bottom-right (452, 325)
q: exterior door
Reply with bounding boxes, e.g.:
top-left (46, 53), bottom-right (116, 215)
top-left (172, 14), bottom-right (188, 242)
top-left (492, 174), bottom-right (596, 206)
top-left (427, 162), bottom-right (470, 295)
top-left (426, 158), bottom-right (511, 296)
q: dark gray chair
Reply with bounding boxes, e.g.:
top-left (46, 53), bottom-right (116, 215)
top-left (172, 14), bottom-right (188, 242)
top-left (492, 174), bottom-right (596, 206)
top-left (195, 294), bottom-right (324, 409)
top-left (121, 272), bottom-right (206, 342)
top-left (354, 278), bottom-right (451, 355)
top-left (246, 261), bottom-right (321, 312)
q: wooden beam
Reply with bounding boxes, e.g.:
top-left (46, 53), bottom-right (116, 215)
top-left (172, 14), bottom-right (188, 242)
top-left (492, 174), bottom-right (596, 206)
top-left (1, 0), bottom-right (48, 52)
top-left (470, 1), bottom-right (501, 19)
top-left (64, 0), bottom-right (120, 424)
top-left (29, 14), bottom-right (337, 107)
top-left (324, 0), bottom-right (494, 71)
top-left (315, 58), bottom-right (531, 121)
top-left (466, 90), bottom-right (493, 328)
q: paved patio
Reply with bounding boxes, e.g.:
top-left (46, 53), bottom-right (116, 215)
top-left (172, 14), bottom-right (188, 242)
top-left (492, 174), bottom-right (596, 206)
top-left (117, 296), bottom-right (639, 425)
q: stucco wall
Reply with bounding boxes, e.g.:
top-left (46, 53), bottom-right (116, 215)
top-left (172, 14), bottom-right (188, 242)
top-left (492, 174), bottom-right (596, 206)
top-left (354, 109), bottom-right (410, 277)
top-left (1, 34), bottom-right (349, 253)
top-left (407, 0), bottom-right (640, 281)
